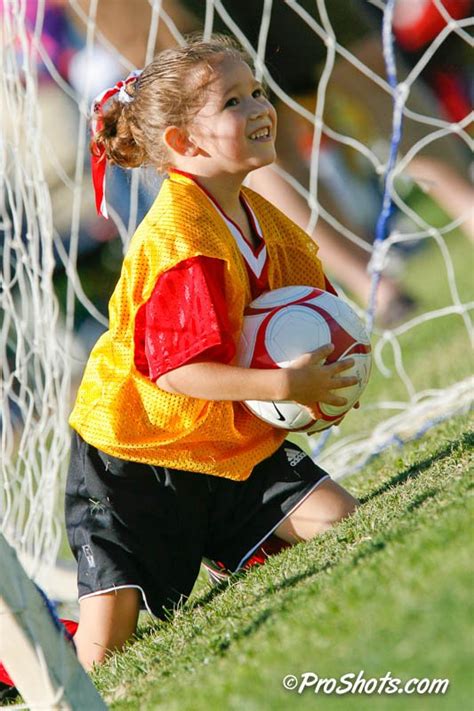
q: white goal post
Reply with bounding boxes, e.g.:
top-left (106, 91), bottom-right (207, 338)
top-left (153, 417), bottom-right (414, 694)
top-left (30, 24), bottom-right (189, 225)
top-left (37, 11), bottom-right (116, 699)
top-left (0, 533), bottom-right (106, 709)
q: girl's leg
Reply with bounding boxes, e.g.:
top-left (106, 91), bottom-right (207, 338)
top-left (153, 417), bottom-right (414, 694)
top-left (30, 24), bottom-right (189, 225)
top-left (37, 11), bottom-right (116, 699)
top-left (274, 479), bottom-right (358, 544)
top-left (73, 588), bottom-right (141, 671)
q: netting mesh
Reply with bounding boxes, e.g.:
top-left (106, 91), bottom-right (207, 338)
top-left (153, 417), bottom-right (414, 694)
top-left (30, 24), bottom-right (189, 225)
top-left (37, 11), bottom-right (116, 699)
top-left (1, 0), bottom-right (473, 594)
top-left (1, 1), bottom-right (73, 585)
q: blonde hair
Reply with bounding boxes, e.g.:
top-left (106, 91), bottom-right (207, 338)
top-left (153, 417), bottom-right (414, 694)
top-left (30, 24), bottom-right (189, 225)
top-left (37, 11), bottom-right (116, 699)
top-left (91, 34), bottom-right (252, 173)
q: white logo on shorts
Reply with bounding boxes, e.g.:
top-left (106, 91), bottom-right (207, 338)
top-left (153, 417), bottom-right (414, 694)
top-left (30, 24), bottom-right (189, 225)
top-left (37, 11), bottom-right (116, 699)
top-left (82, 544), bottom-right (96, 568)
top-left (284, 448), bottom-right (307, 468)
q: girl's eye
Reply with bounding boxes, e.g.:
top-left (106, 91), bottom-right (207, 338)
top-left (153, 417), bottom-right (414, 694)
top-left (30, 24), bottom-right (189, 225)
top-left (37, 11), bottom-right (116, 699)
top-left (225, 97), bottom-right (239, 108)
top-left (253, 88), bottom-right (263, 98)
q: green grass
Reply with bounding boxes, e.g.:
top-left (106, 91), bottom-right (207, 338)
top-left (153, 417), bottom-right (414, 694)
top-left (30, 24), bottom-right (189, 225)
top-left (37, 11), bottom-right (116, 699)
top-left (91, 413), bottom-right (473, 710)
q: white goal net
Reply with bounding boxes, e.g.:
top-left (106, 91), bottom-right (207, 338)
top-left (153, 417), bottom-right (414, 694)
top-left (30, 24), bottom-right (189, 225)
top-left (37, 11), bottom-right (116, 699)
top-left (1, 0), bottom-right (473, 606)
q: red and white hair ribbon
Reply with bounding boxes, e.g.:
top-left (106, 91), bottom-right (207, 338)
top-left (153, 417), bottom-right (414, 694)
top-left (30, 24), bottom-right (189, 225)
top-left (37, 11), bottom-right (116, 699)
top-left (90, 69), bottom-right (142, 218)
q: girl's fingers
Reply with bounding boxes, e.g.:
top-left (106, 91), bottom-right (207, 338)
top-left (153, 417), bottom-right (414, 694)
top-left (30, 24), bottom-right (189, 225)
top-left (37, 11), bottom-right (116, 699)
top-left (288, 344), bottom-right (333, 368)
top-left (309, 393), bottom-right (348, 409)
top-left (327, 394), bottom-right (348, 406)
top-left (330, 375), bottom-right (359, 389)
top-left (327, 358), bottom-right (355, 373)
top-left (309, 343), bottom-right (335, 362)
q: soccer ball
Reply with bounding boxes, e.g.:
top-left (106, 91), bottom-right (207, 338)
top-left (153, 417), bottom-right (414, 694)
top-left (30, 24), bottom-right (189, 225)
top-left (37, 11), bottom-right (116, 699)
top-left (236, 285), bottom-right (372, 433)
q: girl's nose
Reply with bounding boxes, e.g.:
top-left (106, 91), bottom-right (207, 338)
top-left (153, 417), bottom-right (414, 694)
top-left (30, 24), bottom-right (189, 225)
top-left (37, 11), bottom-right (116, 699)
top-left (249, 104), bottom-right (267, 120)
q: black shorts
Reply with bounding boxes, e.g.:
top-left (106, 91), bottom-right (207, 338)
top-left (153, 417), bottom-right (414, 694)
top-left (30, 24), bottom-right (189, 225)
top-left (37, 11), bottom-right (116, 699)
top-left (65, 432), bottom-right (330, 618)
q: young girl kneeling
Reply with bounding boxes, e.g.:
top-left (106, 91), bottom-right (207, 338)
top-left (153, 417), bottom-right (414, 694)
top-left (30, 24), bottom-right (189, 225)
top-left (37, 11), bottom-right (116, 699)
top-left (67, 35), bottom-right (359, 670)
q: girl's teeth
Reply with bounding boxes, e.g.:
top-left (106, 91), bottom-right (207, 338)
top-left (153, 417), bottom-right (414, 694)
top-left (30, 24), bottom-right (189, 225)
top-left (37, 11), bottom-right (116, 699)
top-left (251, 128), bottom-right (269, 140)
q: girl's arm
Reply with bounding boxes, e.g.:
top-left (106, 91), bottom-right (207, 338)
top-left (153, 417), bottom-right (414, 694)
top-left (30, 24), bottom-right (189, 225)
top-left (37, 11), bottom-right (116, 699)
top-left (157, 344), bottom-right (358, 418)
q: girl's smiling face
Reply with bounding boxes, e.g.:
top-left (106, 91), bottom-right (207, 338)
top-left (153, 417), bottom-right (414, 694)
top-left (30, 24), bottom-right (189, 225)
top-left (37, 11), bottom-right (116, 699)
top-left (187, 55), bottom-right (277, 176)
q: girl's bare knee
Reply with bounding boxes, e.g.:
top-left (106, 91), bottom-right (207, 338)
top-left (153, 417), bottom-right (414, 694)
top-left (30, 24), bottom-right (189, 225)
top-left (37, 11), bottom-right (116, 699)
top-left (74, 587), bottom-right (141, 670)
top-left (275, 481), bottom-right (359, 542)
top-left (334, 494), bottom-right (359, 523)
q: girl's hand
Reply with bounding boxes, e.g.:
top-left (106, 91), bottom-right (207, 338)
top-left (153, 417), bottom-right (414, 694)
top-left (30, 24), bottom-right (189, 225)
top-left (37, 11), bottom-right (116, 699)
top-left (156, 344), bottom-right (359, 409)
top-left (285, 344), bottom-right (359, 412)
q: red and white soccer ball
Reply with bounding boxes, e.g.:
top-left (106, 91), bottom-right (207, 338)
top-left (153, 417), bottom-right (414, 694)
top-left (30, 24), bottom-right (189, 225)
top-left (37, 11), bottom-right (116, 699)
top-left (237, 286), bottom-right (372, 433)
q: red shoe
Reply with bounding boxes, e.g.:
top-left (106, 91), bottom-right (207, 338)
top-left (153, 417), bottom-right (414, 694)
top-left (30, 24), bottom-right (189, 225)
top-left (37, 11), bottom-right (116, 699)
top-left (243, 534), bottom-right (291, 568)
top-left (203, 534), bottom-right (291, 584)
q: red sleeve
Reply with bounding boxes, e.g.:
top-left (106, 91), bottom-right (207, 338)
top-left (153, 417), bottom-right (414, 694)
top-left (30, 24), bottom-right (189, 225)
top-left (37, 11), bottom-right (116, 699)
top-left (324, 275), bottom-right (338, 296)
top-left (134, 256), bottom-right (236, 381)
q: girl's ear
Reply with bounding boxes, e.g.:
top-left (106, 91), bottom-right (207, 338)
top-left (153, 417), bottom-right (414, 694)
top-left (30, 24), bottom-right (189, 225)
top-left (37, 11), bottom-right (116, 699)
top-left (163, 126), bottom-right (198, 156)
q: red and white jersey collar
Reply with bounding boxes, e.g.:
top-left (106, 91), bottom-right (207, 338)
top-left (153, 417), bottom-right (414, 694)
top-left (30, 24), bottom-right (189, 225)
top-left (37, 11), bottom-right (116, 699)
top-left (169, 169), bottom-right (268, 279)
